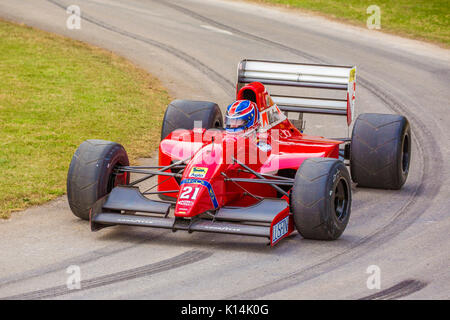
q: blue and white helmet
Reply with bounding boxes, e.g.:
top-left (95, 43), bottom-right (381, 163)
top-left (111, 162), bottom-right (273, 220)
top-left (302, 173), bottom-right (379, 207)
top-left (225, 100), bottom-right (259, 133)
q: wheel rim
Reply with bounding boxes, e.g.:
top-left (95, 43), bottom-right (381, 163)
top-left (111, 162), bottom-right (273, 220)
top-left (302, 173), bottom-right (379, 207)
top-left (401, 134), bottom-right (410, 174)
top-left (107, 168), bottom-right (128, 193)
top-left (333, 178), bottom-right (350, 221)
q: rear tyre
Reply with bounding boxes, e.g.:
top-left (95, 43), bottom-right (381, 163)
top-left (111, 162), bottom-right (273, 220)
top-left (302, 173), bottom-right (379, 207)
top-left (291, 158), bottom-right (352, 240)
top-left (67, 140), bottom-right (130, 220)
top-left (160, 100), bottom-right (223, 140)
top-left (350, 113), bottom-right (411, 189)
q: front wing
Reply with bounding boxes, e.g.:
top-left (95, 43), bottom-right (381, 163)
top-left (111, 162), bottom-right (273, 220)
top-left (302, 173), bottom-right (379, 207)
top-left (90, 186), bottom-right (294, 246)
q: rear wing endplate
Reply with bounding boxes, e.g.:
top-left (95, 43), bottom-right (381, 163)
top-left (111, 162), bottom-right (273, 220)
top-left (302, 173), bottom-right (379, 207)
top-left (237, 59), bottom-right (356, 125)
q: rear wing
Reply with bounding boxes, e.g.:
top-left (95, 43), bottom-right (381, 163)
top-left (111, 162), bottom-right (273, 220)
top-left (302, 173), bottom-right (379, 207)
top-left (237, 59), bottom-right (356, 125)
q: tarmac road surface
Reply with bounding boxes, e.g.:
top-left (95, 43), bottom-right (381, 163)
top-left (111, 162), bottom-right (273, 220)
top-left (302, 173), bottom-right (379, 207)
top-left (0, 0), bottom-right (449, 299)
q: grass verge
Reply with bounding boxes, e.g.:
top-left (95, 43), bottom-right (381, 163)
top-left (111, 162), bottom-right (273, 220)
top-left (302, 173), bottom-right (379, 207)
top-left (248, 0), bottom-right (450, 47)
top-left (0, 20), bottom-right (170, 218)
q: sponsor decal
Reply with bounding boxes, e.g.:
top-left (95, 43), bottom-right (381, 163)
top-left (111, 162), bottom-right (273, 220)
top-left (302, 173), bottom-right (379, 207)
top-left (202, 225), bottom-right (241, 232)
top-left (117, 218), bottom-right (152, 224)
top-left (188, 167), bottom-right (208, 178)
top-left (180, 178), bottom-right (219, 209)
top-left (347, 66), bottom-right (357, 124)
top-left (178, 200), bottom-right (194, 206)
top-left (259, 104), bottom-right (287, 132)
top-left (349, 68), bottom-right (356, 83)
top-left (272, 216), bottom-right (289, 244)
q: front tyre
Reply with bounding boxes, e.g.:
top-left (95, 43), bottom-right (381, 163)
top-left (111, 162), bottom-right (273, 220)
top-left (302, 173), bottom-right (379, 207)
top-left (291, 158), bottom-right (352, 240)
top-left (67, 140), bottom-right (130, 220)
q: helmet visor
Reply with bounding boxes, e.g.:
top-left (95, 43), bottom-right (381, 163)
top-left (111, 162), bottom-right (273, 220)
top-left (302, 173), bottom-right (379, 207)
top-left (225, 116), bottom-right (249, 130)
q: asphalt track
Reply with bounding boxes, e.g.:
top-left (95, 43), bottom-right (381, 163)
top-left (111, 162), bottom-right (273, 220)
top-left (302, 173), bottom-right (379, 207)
top-left (0, 0), bottom-right (449, 299)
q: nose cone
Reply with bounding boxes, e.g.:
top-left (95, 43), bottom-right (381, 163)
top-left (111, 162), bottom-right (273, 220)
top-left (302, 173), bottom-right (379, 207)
top-left (174, 142), bottom-right (224, 217)
top-left (174, 179), bottom-right (219, 217)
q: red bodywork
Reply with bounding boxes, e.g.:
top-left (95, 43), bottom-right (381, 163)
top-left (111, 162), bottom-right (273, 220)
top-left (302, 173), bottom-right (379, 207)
top-left (158, 82), bottom-right (342, 245)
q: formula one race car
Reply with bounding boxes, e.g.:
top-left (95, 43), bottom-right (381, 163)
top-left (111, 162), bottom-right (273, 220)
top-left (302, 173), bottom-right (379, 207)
top-left (67, 60), bottom-right (411, 246)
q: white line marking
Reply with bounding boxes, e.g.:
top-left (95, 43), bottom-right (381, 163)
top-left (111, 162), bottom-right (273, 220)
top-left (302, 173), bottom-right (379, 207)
top-left (200, 25), bottom-right (233, 35)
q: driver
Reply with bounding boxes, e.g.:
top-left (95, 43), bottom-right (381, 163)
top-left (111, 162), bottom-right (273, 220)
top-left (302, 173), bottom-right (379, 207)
top-left (225, 100), bottom-right (260, 134)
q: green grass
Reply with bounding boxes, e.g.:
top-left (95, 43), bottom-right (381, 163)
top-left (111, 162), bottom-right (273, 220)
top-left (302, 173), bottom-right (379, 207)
top-left (249, 0), bottom-right (450, 46)
top-left (0, 20), bottom-right (170, 218)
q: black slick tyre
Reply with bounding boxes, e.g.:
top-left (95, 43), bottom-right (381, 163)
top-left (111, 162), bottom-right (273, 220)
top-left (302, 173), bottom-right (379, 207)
top-left (350, 113), bottom-right (411, 189)
top-left (67, 140), bottom-right (130, 220)
top-left (291, 158), bottom-right (352, 240)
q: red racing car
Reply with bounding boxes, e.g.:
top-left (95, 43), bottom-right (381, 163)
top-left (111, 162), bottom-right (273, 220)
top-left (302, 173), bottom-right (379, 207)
top-left (67, 60), bottom-right (411, 246)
